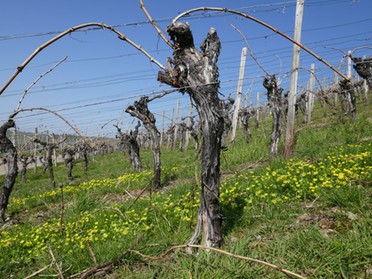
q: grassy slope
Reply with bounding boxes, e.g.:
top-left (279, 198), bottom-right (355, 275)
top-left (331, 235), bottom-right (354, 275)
top-left (0, 99), bottom-right (371, 278)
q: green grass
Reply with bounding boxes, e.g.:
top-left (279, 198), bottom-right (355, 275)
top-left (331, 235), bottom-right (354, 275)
top-left (0, 97), bottom-right (371, 278)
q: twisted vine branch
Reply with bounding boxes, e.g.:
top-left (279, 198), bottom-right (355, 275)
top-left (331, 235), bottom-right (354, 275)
top-left (172, 7), bottom-right (349, 81)
top-left (0, 22), bottom-right (166, 95)
top-left (128, 244), bottom-right (306, 279)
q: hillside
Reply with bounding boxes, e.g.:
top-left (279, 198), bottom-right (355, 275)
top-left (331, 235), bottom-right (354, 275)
top-left (0, 99), bottom-right (371, 278)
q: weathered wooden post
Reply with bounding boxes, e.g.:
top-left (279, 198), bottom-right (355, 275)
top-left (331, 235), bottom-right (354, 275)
top-left (160, 110), bottom-right (165, 146)
top-left (184, 103), bottom-right (193, 150)
top-left (173, 99), bottom-right (180, 150)
top-left (284, 0), bottom-right (304, 158)
top-left (307, 63), bottom-right (315, 123)
top-left (230, 47), bottom-right (247, 143)
top-left (167, 108), bottom-right (175, 149)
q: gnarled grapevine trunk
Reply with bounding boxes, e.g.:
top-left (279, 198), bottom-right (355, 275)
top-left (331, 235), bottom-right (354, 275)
top-left (19, 155), bottom-right (35, 182)
top-left (0, 120), bottom-right (18, 222)
top-left (32, 137), bottom-right (64, 188)
top-left (158, 22), bottom-right (225, 248)
top-left (351, 56), bottom-right (372, 90)
top-left (126, 97), bottom-right (161, 189)
top-left (115, 122), bottom-right (143, 171)
top-left (263, 75), bottom-right (283, 156)
top-left (339, 79), bottom-right (356, 119)
top-left (63, 146), bottom-right (77, 181)
top-left (239, 107), bottom-right (253, 142)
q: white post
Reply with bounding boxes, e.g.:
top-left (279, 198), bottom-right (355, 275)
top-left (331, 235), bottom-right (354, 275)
top-left (173, 99), bottom-right (180, 150)
top-left (160, 110), bottom-right (165, 146)
top-left (185, 103), bottom-right (193, 150)
top-left (256, 92), bottom-right (260, 127)
top-left (52, 134), bottom-right (57, 167)
top-left (12, 129), bottom-right (17, 148)
top-left (34, 127), bottom-right (38, 173)
top-left (346, 50), bottom-right (353, 112)
top-left (167, 107), bottom-right (175, 149)
top-left (363, 79), bottom-right (368, 101)
top-left (347, 50), bottom-right (352, 79)
top-left (307, 63), bottom-right (315, 123)
top-left (230, 47), bottom-right (247, 143)
top-left (333, 72), bottom-right (339, 106)
top-left (284, 0), bottom-right (304, 157)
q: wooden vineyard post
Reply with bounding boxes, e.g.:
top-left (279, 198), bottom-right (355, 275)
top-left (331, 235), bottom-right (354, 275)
top-left (33, 128), bottom-right (38, 173)
top-left (173, 99), bottom-right (180, 150)
top-left (307, 63), bottom-right (315, 123)
top-left (256, 92), bottom-right (260, 128)
top-left (284, 0), bottom-right (304, 158)
top-left (167, 108), bottom-right (174, 149)
top-left (230, 47), bottom-right (247, 143)
top-left (160, 110), bottom-right (165, 146)
top-left (52, 134), bottom-right (57, 167)
top-left (346, 50), bottom-right (353, 113)
top-left (185, 103), bottom-right (193, 150)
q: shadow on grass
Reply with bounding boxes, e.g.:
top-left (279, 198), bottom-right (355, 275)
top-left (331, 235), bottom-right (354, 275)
top-left (221, 199), bottom-right (246, 236)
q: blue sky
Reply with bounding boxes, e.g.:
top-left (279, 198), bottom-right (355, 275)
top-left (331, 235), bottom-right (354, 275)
top-left (1, 0), bottom-right (371, 137)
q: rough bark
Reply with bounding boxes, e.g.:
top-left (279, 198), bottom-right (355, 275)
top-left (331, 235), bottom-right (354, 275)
top-left (263, 75), bottom-right (283, 156)
top-left (166, 124), bottom-right (175, 150)
top-left (295, 92), bottom-right (307, 126)
top-left (221, 97), bottom-right (234, 149)
top-left (183, 116), bottom-right (200, 154)
top-left (128, 122), bottom-right (143, 171)
top-left (339, 79), bottom-right (356, 118)
top-left (351, 56), bottom-right (372, 90)
top-left (126, 97), bottom-right (161, 189)
top-left (158, 22), bottom-right (224, 248)
top-left (77, 143), bottom-right (90, 172)
top-left (115, 122), bottom-right (143, 171)
top-left (32, 137), bottom-right (64, 188)
top-left (62, 146), bottom-right (78, 181)
top-left (177, 121), bottom-right (187, 151)
top-left (238, 107), bottom-right (253, 142)
top-left (283, 92), bottom-right (307, 126)
top-left (0, 120), bottom-right (18, 222)
top-left (39, 156), bottom-right (48, 174)
top-left (19, 155), bottom-right (35, 182)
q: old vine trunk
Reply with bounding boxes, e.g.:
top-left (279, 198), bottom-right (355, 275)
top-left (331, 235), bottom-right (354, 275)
top-left (0, 120), bottom-right (18, 222)
top-left (158, 22), bottom-right (225, 248)
top-left (126, 97), bottom-right (161, 189)
top-left (263, 75), bottom-right (283, 156)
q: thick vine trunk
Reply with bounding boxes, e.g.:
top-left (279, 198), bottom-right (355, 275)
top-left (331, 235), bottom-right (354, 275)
top-left (126, 97), bottom-right (161, 189)
top-left (148, 128), bottom-right (161, 188)
top-left (128, 122), bottom-right (143, 171)
top-left (351, 56), bottom-right (372, 90)
top-left (47, 146), bottom-right (56, 188)
top-left (339, 79), bottom-right (356, 119)
top-left (63, 147), bottom-right (77, 181)
top-left (0, 120), bottom-right (18, 222)
top-left (78, 143), bottom-right (89, 173)
top-left (32, 138), bottom-right (60, 188)
top-left (239, 108), bottom-right (252, 142)
top-left (115, 123), bottom-right (143, 171)
top-left (158, 22), bottom-right (224, 248)
top-left (19, 156), bottom-right (34, 182)
top-left (263, 76), bottom-right (283, 156)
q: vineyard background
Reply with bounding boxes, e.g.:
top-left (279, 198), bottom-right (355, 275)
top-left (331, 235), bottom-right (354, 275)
top-left (1, 1), bottom-right (371, 138)
top-left (0, 1), bottom-right (372, 278)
